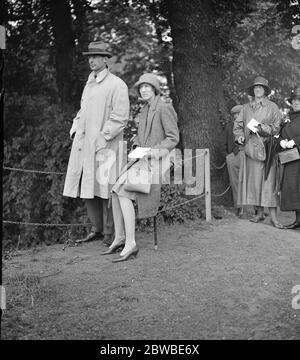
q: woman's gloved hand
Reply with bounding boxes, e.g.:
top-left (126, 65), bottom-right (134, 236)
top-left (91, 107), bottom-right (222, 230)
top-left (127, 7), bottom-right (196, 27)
top-left (286, 139), bottom-right (295, 148)
top-left (280, 139), bottom-right (289, 149)
top-left (237, 136), bottom-right (245, 145)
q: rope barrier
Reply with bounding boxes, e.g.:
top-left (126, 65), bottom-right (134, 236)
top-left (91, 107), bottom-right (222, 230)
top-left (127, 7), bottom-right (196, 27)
top-left (3, 151), bottom-right (231, 228)
top-left (3, 166), bottom-right (65, 175)
top-left (211, 161), bottom-right (226, 170)
top-left (3, 185), bottom-right (231, 226)
top-left (157, 193), bottom-right (205, 214)
top-left (172, 151), bottom-right (204, 169)
top-left (212, 184), bottom-right (231, 197)
top-left (158, 184), bottom-right (231, 214)
top-left (3, 151), bottom-right (225, 176)
top-left (2, 220), bottom-right (91, 227)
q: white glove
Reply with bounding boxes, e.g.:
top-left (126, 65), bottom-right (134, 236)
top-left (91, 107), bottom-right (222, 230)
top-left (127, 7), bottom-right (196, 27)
top-left (237, 136), bottom-right (245, 145)
top-left (286, 139), bottom-right (295, 148)
top-left (280, 140), bottom-right (288, 149)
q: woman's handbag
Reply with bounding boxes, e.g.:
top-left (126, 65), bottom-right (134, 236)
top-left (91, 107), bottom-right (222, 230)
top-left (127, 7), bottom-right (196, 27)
top-left (123, 159), bottom-right (152, 194)
top-left (244, 133), bottom-right (266, 161)
top-left (278, 147), bottom-right (300, 164)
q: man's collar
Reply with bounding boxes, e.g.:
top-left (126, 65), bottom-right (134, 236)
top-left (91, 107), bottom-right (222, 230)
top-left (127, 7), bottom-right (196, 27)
top-left (94, 66), bottom-right (109, 83)
top-left (87, 66), bottom-right (110, 84)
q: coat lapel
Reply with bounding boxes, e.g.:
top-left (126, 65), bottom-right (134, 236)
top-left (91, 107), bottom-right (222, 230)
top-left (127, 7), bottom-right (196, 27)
top-left (285, 113), bottom-right (300, 140)
top-left (284, 123), bottom-right (294, 140)
top-left (137, 105), bottom-right (148, 144)
top-left (143, 96), bottom-right (160, 143)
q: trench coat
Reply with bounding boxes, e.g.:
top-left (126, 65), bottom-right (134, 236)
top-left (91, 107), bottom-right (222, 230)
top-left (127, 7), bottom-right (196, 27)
top-left (63, 68), bottom-right (129, 199)
top-left (233, 98), bottom-right (282, 207)
top-left (113, 95), bottom-right (180, 218)
top-left (278, 110), bottom-right (300, 211)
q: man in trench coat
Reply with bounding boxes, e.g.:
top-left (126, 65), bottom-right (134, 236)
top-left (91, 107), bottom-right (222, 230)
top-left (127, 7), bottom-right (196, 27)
top-left (63, 41), bottom-right (130, 245)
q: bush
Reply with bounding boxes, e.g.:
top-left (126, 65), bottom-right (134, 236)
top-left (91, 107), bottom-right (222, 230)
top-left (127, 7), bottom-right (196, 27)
top-left (136, 183), bottom-right (205, 232)
top-left (3, 95), bottom-right (85, 249)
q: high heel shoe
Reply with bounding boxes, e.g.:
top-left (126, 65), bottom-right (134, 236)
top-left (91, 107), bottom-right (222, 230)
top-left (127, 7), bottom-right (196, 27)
top-left (100, 239), bottom-right (125, 255)
top-left (270, 220), bottom-right (284, 229)
top-left (249, 215), bottom-right (265, 223)
top-left (112, 245), bottom-right (139, 263)
top-left (284, 221), bottom-right (300, 229)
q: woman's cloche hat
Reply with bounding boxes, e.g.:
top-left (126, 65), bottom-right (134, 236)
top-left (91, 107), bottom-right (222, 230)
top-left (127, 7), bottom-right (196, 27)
top-left (247, 76), bottom-right (271, 97)
top-left (135, 73), bottom-right (161, 94)
top-left (287, 87), bottom-right (300, 104)
top-left (82, 41), bottom-right (112, 57)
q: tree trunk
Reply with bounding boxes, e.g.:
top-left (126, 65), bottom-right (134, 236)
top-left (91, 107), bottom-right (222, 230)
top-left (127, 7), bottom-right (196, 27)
top-left (71, 0), bottom-right (89, 45)
top-left (47, 0), bottom-right (75, 107)
top-left (165, 0), bottom-right (229, 196)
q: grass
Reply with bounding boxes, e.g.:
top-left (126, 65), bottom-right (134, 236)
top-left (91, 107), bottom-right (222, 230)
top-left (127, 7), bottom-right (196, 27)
top-left (2, 273), bottom-right (46, 339)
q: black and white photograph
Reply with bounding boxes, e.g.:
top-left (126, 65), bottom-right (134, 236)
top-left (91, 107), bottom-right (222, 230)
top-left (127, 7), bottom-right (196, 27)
top-left (1, 0), bottom-right (300, 344)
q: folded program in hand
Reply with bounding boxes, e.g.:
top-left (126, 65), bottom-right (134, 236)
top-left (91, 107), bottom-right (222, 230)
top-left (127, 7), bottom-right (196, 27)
top-left (247, 118), bottom-right (260, 133)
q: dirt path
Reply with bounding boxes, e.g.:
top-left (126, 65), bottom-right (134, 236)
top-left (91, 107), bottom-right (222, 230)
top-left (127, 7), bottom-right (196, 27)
top-left (2, 210), bottom-right (300, 340)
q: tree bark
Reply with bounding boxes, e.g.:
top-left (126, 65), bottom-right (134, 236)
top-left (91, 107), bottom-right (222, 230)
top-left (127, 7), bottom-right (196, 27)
top-left (71, 0), bottom-right (89, 45)
top-left (47, 0), bottom-right (75, 107)
top-left (165, 0), bottom-right (229, 195)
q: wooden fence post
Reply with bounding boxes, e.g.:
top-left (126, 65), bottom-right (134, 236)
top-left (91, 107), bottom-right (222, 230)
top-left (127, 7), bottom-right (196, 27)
top-left (153, 216), bottom-right (158, 250)
top-left (204, 149), bottom-right (212, 221)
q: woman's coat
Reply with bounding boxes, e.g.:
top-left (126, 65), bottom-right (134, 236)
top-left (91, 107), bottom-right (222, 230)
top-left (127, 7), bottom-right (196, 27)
top-left (119, 95), bottom-right (179, 218)
top-left (135, 95), bottom-right (179, 218)
top-left (279, 110), bottom-right (300, 211)
top-left (233, 98), bottom-right (282, 207)
top-left (63, 68), bottom-right (129, 199)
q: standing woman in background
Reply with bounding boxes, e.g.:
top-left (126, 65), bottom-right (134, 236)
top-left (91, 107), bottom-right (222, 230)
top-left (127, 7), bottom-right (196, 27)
top-left (233, 76), bottom-right (283, 228)
top-left (278, 87), bottom-right (300, 229)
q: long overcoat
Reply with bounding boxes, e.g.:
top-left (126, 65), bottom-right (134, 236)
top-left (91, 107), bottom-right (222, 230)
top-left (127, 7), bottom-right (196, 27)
top-left (115, 95), bottom-right (179, 218)
top-left (233, 98), bottom-right (282, 207)
top-left (279, 110), bottom-right (300, 211)
top-left (63, 68), bottom-right (129, 199)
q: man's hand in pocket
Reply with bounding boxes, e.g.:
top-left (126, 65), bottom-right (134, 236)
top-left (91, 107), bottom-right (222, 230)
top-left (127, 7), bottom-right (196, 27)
top-left (95, 133), bottom-right (107, 153)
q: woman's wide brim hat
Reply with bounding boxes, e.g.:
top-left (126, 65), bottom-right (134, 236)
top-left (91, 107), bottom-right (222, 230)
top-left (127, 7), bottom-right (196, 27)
top-left (247, 76), bottom-right (271, 96)
top-left (135, 73), bottom-right (161, 94)
top-left (287, 87), bottom-right (300, 104)
top-left (82, 41), bottom-right (112, 57)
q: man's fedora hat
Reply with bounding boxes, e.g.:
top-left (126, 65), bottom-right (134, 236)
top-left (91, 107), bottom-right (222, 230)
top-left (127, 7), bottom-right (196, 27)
top-left (135, 73), bottom-right (161, 94)
top-left (287, 87), bottom-right (300, 104)
top-left (82, 41), bottom-right (112, 57)
top-left (247, 76), bottom-right (271, 97)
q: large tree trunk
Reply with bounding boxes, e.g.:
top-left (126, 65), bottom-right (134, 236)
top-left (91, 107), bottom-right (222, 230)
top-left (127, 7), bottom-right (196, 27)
top-left (71, 0), bottom-right (89, 47)
top-left (165, 0), bottom-right (229, 196)
top-left (47, 0), bottom-right (75, 107)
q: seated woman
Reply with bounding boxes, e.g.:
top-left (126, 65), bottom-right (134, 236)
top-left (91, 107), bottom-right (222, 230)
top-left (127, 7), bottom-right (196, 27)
top-left (278, 87), bottom-right (300, 229)
top-left (101, 73), bottom-right (180, 262)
